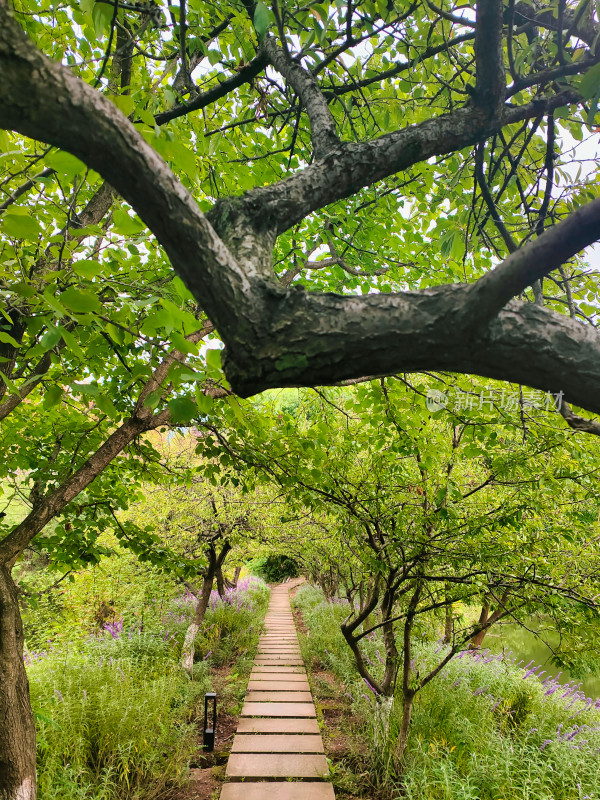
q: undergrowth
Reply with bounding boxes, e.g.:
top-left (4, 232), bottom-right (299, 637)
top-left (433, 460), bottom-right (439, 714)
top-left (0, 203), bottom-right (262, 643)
top-left (294, 584), bottom-right (600, 800)
top-left (28, 576), bottom-right (269, 799)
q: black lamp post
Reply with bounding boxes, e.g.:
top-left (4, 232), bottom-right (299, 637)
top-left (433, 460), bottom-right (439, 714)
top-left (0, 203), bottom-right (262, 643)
top-left (203, 692), bottom-right (217, 751)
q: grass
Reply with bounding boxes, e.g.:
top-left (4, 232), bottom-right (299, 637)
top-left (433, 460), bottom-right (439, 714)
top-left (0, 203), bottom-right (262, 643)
top-left (293, 584), bottom-right (600, 800)
top-left (28, 576), bottom-right (270, 799)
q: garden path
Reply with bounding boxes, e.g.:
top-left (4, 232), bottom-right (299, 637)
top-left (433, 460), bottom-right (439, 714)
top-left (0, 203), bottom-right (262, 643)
top-left (220, 582), bottom-right (335, 800)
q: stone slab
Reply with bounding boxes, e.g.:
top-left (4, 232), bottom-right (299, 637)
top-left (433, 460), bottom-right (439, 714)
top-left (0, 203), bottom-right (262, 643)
top-left (251, 666), bottom-right (306, 674)
top-left (231, 734), bottom-right (324, 753)
top-left (241, 701), bottom-right (316, 717)
top-left (236, 718), bottom-right (320, 736)
top-left (220, 784), bottom-right (335, 800)
top-left (257, 652), bottom-right (302, 657)
top-left (250, 674), bottom-right (307, 683)
top-left (246, 691), bottom-right (313, 702)
top-left (225, 753), bottom-right (328, 778)
top-left (246, 681), bottom-right (310, 691)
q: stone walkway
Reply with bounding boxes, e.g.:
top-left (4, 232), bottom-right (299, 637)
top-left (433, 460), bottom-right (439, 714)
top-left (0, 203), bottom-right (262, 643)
top-left (220, 583), bottom-right (335, 800)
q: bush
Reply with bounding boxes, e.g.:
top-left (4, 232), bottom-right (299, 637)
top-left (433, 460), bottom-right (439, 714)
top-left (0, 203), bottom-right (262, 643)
top-left (30, 627), bottom-right (206, 800)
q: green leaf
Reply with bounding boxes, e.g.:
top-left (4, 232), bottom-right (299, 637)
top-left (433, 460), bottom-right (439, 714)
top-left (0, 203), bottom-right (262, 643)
top-left (96, 393), bottom-right (119, 418)
top-left (140, 308), bottom-right (174, 336)
top-left (92, 1), bottom-right (113, 36)
top-left (168, 396), bottom-right (198, 423)
top-left (170, 331), bottom-right (199, 355)
top-left (72, 259), bottom-right (101, 278)
top-left (43, 385), bottom-right (64, 408)
top-left (143, 389), bottom-right (163, 410)
top-left (39, 326), bottom-right (62, 350)
top-left (579, 61), bottom-right (600, 99)
top-left (73, 381), bottom-right (99, 396)
top-left (137, 107), bottom-right (156, 127)
top-left (253, 1), bottom-right (270, 39)
top-left (112, 207), bottom-right (146, 236)
top-left (45, 150), bottom-right (86, 178)
top-left (196, 389), bottom-right (213, 414)
top-left (1, 213), bottom-right (41, 240)
top-left (206, 348), bottom-right (222, 371)
top-left (207, 49), bottom-right (221, 66)
top-left (0, 331), bottom-right (21, 348)
top-left (110, 94), bottom-right (135, 117)
top-left (61, 287), bottom-right (101, 314)
top-left (60, 327), bottom-right (85, 360)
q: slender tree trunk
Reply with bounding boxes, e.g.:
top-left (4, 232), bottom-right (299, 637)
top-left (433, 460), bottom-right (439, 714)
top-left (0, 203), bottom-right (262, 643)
top-left (396, 691), bottom-right (415, 761)
top-left (181, 540), bottom-right (231, 675)
top-left (0, 566), bottom-right (36, 800)
top-left (231, 566), bottom-right (241, 588)
top-left (215, 565), bottom-right (225, 598)
top-left (181, 569), bottom-right (215, 677)
top-left (395, 582), bottom-right (421, 764)
top-left (444, 604), bottom-right (453, 644)
top-left (469, 602), bottom-right (490, 649)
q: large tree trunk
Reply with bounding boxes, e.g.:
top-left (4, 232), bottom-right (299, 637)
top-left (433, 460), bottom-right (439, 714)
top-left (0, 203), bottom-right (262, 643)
top-left (0, 566), bottom-right (36, 800)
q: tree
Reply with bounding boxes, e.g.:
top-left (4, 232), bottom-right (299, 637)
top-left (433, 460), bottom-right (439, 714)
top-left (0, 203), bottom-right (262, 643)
top-left (202, 377), bottom-right (600, 759)
top-left (2, 1), bottom-right (600, 796)
top-left (131, 473), bottom-right (259, 674)
top-left (2, 2), bottom-right (600, 411)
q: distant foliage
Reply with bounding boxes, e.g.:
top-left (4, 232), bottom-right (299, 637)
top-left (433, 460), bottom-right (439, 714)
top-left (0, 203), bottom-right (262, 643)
top-left (247, 554), bottom-right (299, 583)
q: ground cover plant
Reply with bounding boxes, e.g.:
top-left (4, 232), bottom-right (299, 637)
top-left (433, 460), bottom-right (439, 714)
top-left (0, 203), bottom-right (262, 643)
top-left (21, 561), bottom-right (269, 800)
top-left (294, 584), bottom-right (600, 800)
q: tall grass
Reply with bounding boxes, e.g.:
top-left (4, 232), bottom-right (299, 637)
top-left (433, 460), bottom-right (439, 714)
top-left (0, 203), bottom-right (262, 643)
top-left (28, 576), bottom-right (270, 799)
top-left (294, 584), bottom-right (600, 800)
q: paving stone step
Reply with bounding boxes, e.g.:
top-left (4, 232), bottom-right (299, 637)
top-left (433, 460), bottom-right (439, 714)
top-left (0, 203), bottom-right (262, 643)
top-left (238, 710), bottom-right (317, 727)
top-left (246, 691), bottom-right (313, 702)
top-left (242, 701), bottom-right (316, 717)
top-left (226, 753), bottom-right (329, 779)
top-left (251, 666), bottom-right (306, 674)
top-left (220, 784), bottom-right (335, 800)
top-left (249, 675), bottom-right (308, 684)
top-left (231, 734), bottom-right (324, 753)
top-left (246, 681), bottom-right (311, 691)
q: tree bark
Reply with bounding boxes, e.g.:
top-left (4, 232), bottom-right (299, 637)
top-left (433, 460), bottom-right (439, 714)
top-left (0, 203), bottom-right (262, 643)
top-left (215, 565), bottom-right (225, 598)
top-left (0, 566), bottom-right (36, 800)
top-left (396, 690), bottom-right (415, 763)
top-left (231, 566), bottom-right (241, 588)
top-left (181, 540), bottom-right (231, 675)
top-left (444, 605), bottom-right (453, 644)
top-left (181, 567), bottom-right (216, 677)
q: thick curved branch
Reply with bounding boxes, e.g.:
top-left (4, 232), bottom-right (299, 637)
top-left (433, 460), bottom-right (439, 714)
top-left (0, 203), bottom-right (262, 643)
top-left (222, 288), bottom-right (600, 413)
top-left (263, 36), bottom-right (339, 159)
top-left (559, 402), bottom-right (600, 436)
top-left (220, 91), bottom-right (577, 239)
